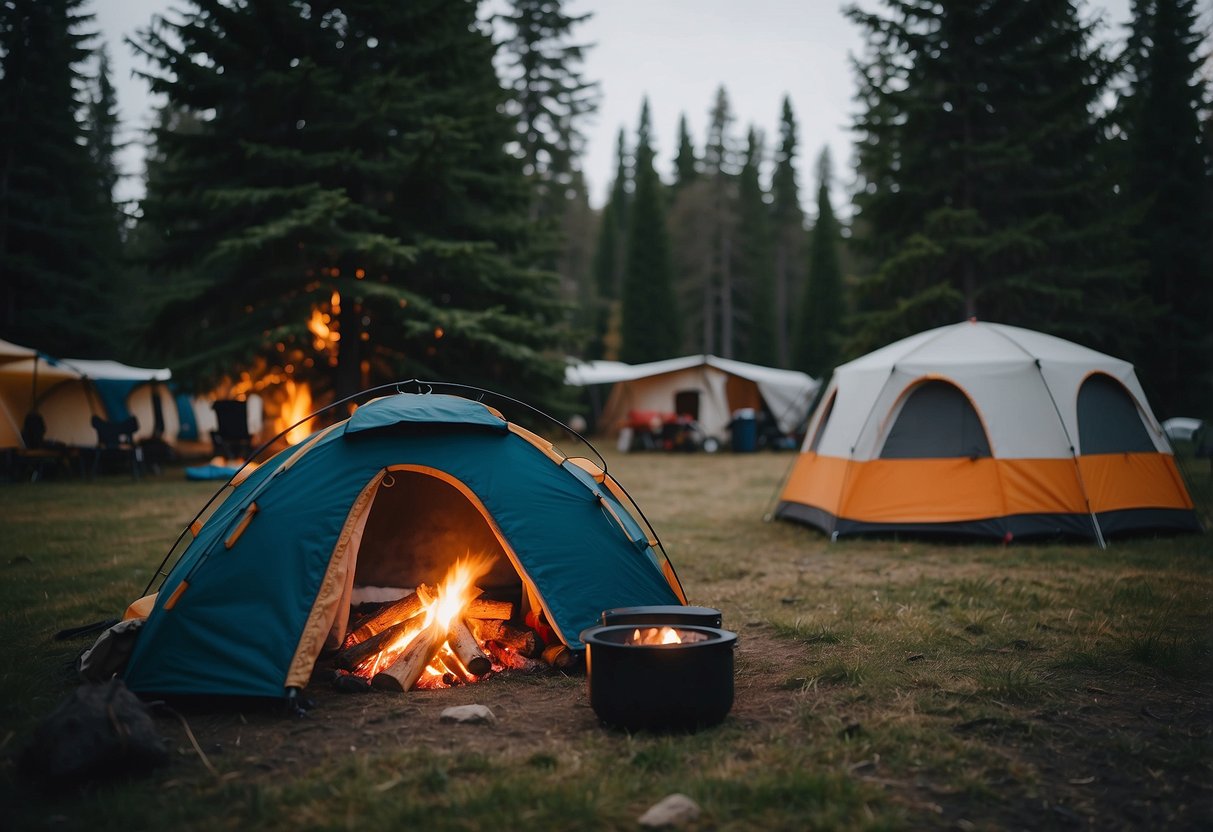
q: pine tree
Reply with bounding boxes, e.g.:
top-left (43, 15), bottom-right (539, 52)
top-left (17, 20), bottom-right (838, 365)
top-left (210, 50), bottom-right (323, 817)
top-left (795, 148), bottom-right (845, 377)
top-left (555, 168), bottom-right (598, 355)
top-left (846, 0), bottom-right (1144, 357)
top-left (620, 98), bottom-right (678, 363)
top-left (588, 127), bottom-right (629, 358)
top-left (699, 86), bottom-right (739, 356)
top-left (0, 0), bottom-right (123, 357)
top-left (1118, 0), bottom-right (1213, 417)
top-left (85, 46), bottom-right (122, 231)
top-left (132, 0), bottom-right (565, 404)
top-left (769, 95), bottom-right (805, 367)
top-left (735, 127), bottom-right (776, 364)
top-left (493, 0), bottom-right (599, 358)
top-left (494, 0), bottom-right (598, 221)
top-left (672, 113), bottom-right (699, 190)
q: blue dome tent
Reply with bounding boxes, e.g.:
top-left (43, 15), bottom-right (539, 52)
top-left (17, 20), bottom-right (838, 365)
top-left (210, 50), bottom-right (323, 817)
top-left (121, 386), bottom-right (687, 700)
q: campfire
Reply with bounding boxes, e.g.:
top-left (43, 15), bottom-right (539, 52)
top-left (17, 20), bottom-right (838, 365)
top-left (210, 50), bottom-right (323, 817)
top-left (333, 555), bottom-right (549, 692)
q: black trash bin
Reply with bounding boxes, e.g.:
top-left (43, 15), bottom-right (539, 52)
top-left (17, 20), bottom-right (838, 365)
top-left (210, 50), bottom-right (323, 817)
top-left (731, 408), bottom-right (757, 452)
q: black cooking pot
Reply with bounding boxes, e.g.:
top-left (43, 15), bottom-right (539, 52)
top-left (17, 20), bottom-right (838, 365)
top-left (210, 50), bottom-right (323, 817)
top-left (580, 624), bottom-right (737, 733)
top-left (599, 605), bottom-right (723, 628)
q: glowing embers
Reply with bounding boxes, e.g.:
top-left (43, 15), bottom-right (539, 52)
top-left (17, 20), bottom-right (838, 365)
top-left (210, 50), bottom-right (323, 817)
top-left (334, 555), bottom-right (544, 692)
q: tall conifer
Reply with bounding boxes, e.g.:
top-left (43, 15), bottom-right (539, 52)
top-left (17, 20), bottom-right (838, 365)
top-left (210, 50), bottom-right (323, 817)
top-left (736, 127), bottom-right (776, 364)
top-left (769, 95), bottom-right (805, 367)
top-left (795, 148), bottom-right (845, 377)
top-left (494, 0), bottom-right (598, 222)
top-left (0, 0), bottom-right (122, 356)
top-left (588, 128), bottom-right (629, 358)
top-left (699, 86), bottom-right (738, 356)
top-left (1118, 0), bottom-right (1212, 417)
top-left (133, 0), bottom-right (564, 404)
top-left (846, 0), bottom-right (1143, 356)
top-left (494, 0), bottom-right (599, 357)
top-left (672, 113), bottom-right (699, 190)
top-left (620, 99), bottom-right (678, 362)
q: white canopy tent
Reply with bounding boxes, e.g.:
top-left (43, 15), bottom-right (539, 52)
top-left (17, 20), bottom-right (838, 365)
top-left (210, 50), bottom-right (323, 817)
top-left (0, 340), bottom-right (88, 449)
top-left (60, 359), bottom-right (176, 443)
top-left (0, 342), bottom-right (177, 449)
top-left (566, 355), bottom-right (819, 445)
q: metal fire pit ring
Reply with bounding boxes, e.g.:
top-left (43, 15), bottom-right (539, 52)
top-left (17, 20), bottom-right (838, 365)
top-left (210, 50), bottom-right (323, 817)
top-left (580, 624), bottom-right (737, 733)
top-left (599, 605), bottom-right (723, 628)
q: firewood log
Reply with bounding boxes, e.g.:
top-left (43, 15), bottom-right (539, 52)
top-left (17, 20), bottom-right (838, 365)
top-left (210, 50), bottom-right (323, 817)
top-left (485, 640), bottom-right (544, 672)
top-left (468, 619), bottom-right (540, 658)
top-left (448, 618), bottom-right (491, 676)
top-left (371, 621), bottom-right (445, 692)
top-left (336, 612), bottom-right (426, 671)
top-left (346, 584), bottom-right (435, 646)
top-left (465, 598), bottom-right (514, 620)
top-left (541, 643), bottom-right (580, 670)
top-left (436, 644), bottom-right (470, 684)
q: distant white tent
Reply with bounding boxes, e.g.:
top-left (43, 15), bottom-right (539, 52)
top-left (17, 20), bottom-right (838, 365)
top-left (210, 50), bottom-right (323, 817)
top-left (61, 359), bottom-right (175, 443)
top-left (565, 355), bottom-right (819, 444)
top-left (0, 340), bottom-right (87, 449)
top-left (0, 343), bottom-right (178, 449)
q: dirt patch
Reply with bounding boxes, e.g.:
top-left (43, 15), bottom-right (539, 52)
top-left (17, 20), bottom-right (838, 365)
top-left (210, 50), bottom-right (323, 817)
top-left (157, 622), bottom-right (804, 773)
top-left (143, 622), bottom-right (1211, 830)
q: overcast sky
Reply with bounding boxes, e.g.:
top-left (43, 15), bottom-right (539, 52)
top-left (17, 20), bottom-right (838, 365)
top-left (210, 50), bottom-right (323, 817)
top-left (93, 0), bottom-right (1135, 213)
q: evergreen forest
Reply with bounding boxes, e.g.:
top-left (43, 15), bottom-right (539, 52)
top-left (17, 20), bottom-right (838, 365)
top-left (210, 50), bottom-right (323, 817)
top-left (1, 0), bottom-right (1209, 419)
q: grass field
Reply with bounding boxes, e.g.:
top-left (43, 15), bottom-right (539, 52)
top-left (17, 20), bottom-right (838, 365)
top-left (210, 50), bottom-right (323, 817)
top-left (1, 451), bottom-right (1210, 831)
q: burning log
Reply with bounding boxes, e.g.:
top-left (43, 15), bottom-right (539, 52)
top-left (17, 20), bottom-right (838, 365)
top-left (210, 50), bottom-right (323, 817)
top-left (465, 598), bottom-right (514, 620)
top-left (346, 584), bottom-right (435, 646)
top-left (469, 619), bottom-right (541, 658)
top-left (448, 618), bottom-right (492, 676)
top-left (371, 621), bottom-right (445, 692)
top-left (435, 645), bottom-right (471, 685)
top-left (336, 613), bottom-right (427, 671)
top-left (485, 640), bottom-right (544, 672)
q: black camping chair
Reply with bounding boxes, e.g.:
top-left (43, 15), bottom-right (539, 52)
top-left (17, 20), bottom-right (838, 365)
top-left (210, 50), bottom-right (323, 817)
top-left (91, 415), bottom-right (143, 479)
top-left (11, 412), bottom-right (74, 482)
top-left (210, 399), bottom-right (253, 460)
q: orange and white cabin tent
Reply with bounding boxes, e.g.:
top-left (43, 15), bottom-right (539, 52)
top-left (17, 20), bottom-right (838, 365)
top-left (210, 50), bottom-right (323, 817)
top-left (775, 320), bottom-right (1201, 544)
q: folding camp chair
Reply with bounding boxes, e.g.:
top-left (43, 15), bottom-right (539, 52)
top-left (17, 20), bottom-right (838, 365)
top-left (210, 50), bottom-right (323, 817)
top-left (12, 413), bottom-right (75, 481)
top-left (91, 415), bottom-right (143, 479)
top-left (210, 399), bottom-right (253, 460)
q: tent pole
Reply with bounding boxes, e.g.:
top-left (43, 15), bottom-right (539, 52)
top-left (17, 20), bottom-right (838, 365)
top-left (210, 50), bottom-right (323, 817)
top-left (1027, 358), bottom-right (1108, 549)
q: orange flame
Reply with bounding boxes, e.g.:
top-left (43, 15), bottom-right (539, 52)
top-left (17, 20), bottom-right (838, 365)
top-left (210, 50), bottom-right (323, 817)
top-left (630, 626), bottom-right (685, 645)
top-left (429, 554), bottom-right (495, 632)
top-left (271, 379), bottom-right (314, 445)
top-left (354, 553), bottom-right (497, 681)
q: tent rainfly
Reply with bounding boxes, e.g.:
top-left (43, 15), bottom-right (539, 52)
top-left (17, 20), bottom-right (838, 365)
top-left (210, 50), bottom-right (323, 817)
top-left (775, 320), bottom-right (1201, 544)
top-left (120, 392), bottom-right (687, 699)
top-left (565, 355), bottom-right (819, 444)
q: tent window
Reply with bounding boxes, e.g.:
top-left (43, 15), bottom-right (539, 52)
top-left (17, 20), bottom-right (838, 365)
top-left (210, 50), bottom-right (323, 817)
top-left (1077, 374), bottom-right (1154, 454)
top-left (808, 391), bottom-right (836, 452)
top-left (880, 380), bottom-right (991, 459)
top-left (674, 390), bottom-right (700, 421)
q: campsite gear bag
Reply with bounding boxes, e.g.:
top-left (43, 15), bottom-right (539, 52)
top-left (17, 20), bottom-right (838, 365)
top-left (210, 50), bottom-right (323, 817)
top-left (121, 391), bottom-right (688, 700)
